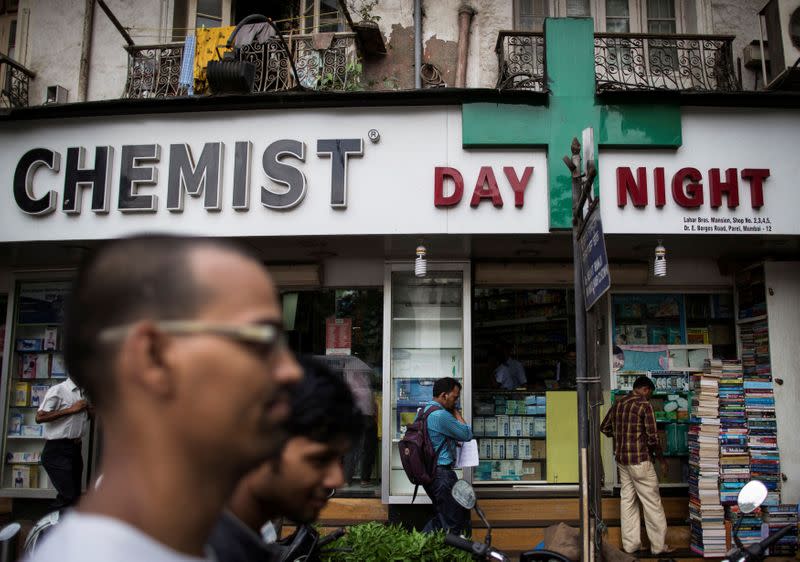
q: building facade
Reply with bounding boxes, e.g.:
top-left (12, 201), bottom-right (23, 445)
top-left (1, 0), bottom-right (799, 554)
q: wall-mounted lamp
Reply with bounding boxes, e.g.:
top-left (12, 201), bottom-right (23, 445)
top-left (654, 240), bottom-right (667, 277)
top-left (415, 245), bottom-right (427, 277)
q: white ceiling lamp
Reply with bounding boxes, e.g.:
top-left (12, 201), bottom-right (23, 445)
top-left (415, 245), bottom-right (427, 277)
top-left (654, 240), bottom-right (667, 277)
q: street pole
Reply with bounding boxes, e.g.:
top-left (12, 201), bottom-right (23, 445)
top-left (565, 139), bottom-right (591, 562)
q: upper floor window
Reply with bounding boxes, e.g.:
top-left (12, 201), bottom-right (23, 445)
top-left (515, 0), bottom-right (550, 32)
top-left (196, 0), bottom-right (224, 28)
top-left (299, 0), bottom-right (346, 34)
top-left (646, 0), bottom-right (677, 34)
top-left (514, 0), bottom-right (699, 33)
top-left (605, 0), bottom-right (631, 32)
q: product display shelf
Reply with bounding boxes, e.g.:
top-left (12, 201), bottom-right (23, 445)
top-left (1, 280), bottom-right (74, 496)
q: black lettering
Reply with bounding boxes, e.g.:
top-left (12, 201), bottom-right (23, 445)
top-left (63, 146), bottom-right (113, 214)
top-left (166, 143), bottom-right (223, 212)
top-left (261, 140), bottom-right (306, 210)
top-left (118, 145), bottom-right (160, 213)
top-left (13, 148), bottom-right (60, 215)
top-left (317, 138), bottom-right (363, 208)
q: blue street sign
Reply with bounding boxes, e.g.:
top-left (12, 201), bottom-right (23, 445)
top-left (579, 207), bottom-right (611, 310)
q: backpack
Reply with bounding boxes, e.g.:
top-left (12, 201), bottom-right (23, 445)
top-left (398, 404), bottom-right (448, 503)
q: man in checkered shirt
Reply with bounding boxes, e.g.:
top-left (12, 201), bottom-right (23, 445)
top-left (601, 376), bottom-right (674, 556)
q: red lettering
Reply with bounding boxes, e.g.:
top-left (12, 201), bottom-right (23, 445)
top-left (672, 167), bottom-right (703, 208)
top-left (470, 166), bottom-right (503, 208)
top-left (709, 168), bottom-right (739, 208)
top-left (741, 168), bottom-right (770, 209)
top-left (654, 167), bottom-right (666, 207)
top-left (503, 166), bottom-right (532, 208)
top-left (616, 167), bottom-right (648, 207)
top-left (434, 167), bottom-right (463, 207)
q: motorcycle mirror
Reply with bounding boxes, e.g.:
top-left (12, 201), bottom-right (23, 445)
top-left (737, 480), bottom-right (768, 513)
top-left (451, 479), bottom-right (476, 510)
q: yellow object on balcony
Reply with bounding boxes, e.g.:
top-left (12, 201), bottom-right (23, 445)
top-left (194, 26), bottom-right (235, 94)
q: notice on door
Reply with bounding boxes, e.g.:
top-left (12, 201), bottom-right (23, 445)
top-left (325, 317), bottom-right (352, 356)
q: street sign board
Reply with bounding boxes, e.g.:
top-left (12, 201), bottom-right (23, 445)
top-left (579, 206), bottom-right (611, 310)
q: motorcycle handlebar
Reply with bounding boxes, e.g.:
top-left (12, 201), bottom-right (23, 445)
top-left (758, 524), bottom-right (795, 553)
top-left (445, 533), bottom-right (482, 554)
top-left (318, 527), bottom-right (346, 547)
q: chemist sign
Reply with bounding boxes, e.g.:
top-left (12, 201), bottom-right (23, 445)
top-left (579, 207), bottom-right (610, 310)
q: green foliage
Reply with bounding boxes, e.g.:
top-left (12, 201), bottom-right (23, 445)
top-left (318, 60), bottom-right (364, 92)
top-left (348, 0), bottom-right (381, 23)
top-left (319, 522), bottom-right (474, 562)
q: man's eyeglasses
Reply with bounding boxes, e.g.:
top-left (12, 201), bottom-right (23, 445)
top-left (98, 320), bottom-right (286, 358)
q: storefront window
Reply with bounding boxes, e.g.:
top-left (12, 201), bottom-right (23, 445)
top-left (282, 288), bottom-right (383, 495)
top-left (472, 288), bottom-right (578, 485)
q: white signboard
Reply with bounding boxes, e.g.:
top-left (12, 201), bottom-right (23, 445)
top-left (0, 107), bottom-right (549, 242)
top-left (599, 110), bottom-right (800, 235)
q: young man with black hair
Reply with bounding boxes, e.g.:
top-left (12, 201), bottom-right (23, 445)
top-left (30, 235), bottom-right (302, 562)
top-left (209, 357), bottom-right (362, 562)
top-left (421, 377), bottom-right (473, 534)
top-left (600, 375), bottom-right (674, 556)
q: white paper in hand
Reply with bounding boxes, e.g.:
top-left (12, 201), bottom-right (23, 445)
top-left (455, 439), bottom-right (480, 468)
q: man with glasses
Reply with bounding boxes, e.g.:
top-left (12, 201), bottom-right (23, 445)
top-left (30, 235), bottom-right (302, 562)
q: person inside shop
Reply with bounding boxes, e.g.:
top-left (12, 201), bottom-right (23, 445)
top-left (30, 235), bottom-right (303, 562)
top-left (600, 376), bottom-right (674, 557)
top-left (421, 377), bottom-right (473, 535)
top-left (208, 357), bottom-right (361, 562)
top-left (342, 366), bottom-right (378, 488)
top-left (489, 342), bottom-right (527, 390)
top-left (555, 343), bottom-right (577, 390)
top-left (35, 377), bottom-right (92, 510)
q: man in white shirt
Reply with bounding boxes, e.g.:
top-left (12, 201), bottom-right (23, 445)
top-left (28, 235), bottom-right (302, 562)
top-left (35, 377), bottom-right (90, 509)
top-left (491, 343), bottom-right (527, 390)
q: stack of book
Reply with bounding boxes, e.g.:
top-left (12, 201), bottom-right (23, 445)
top-left (763, 505), bottom-right (798, 556)
top-left (718, 360), bottom-right (749, 505)
top-left (727, 506), bottom-right (765, 549)
top-left (741, 320), bottom-right (782, 505)
top-left (688, 360), bottom-right (726, 557)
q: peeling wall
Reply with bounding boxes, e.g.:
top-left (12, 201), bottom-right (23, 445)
top-left (709, 0), bottom-right (765, 90)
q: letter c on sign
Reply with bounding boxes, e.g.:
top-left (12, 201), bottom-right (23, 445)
top-left (14, 148), bottom-right (61, 215)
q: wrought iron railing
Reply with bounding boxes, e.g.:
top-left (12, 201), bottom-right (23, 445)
top-left (0, 53), bottom-right (36, 108)
top-left (594, 33), bottom-right (740, 92)
top-left (495, 31), bottom-right (545, 91)
top-left (124, 43), bottom-right (186, 98)
top-left (124, 32), bottom-right (360, 98)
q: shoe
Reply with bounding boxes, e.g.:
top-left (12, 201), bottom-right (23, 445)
top-left (652, 545), bottom-right (676, 555)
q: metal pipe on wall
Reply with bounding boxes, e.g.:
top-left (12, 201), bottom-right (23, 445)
top-left (455, 5), bottom-right (475, 88)
top-left (414, 0), bottom-right (422, 89)
top-left (78, 0), bottom-right (95, 102)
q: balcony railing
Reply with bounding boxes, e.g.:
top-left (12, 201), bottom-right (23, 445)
top-left (594, 33), bottom-right (740, 92)
top-left (495, 31), bottom-right (740, 93)
top-left (0, 53), bottom-right (36, 108)
top-left (495, 31), bottom-right (545, 91)
top-left (124, 43), bottom-right (186, 98)
top-left (124, 32), bottom-right (360, 98)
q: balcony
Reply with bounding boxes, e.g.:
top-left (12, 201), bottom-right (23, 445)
top-left (495, 31), bottom-right (740, 93)
top-left (0, 53), bottom-right (36, 108)
top-left (594, 33), bottom-right (740, 93)
top-left (495, 31), bottom-right (545, 91)
top-left (124, 32), bottom-right (360, 98)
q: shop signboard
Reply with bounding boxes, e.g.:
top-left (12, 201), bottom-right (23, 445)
top-left (325, 317), bottom-right (352, 356)
top-left (579, 206), bottom-right (610, 310)
top-left (0, 107), bottom-right (549, 242)
top-left (599, 111), bottom-right (800, 235)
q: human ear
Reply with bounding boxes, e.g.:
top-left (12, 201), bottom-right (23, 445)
top-left (122, 322), bottom-right (175, 399)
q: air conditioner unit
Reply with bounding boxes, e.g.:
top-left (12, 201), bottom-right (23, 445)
top-left (44, 85), bottom-right (68, 105)
top-left (743, 40), bottom-right (770, 70)
top-left (759, 0), bottom-right (800, 89)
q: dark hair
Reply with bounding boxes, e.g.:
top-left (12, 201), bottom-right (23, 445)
top-left (64, 234), bottom-right (254, 407)
top-left (432, 377), bottom-right (462, 398)
top-left (566, 343), bottom-right (576, 354)
top-left (288, 357), bottom-right (362, 444)
top-left (633, 376), bottom-right (655, 392)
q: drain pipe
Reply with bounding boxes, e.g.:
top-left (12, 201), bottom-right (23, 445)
top-left (455, 5), bottom-right (474, 88)
top-left (414, 0), bottom-right (422, 89)
top-left (78, 0), bottom-right (95, 102)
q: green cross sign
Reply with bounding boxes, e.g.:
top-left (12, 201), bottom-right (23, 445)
top-left (462, 18), bottom-right (682, 229)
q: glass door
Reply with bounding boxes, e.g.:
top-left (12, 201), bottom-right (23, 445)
top-left (382, 263), bottom-right (471, 503)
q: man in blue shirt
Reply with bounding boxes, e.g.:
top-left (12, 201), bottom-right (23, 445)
top-left (421, 377), bottom-right (473, 534)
